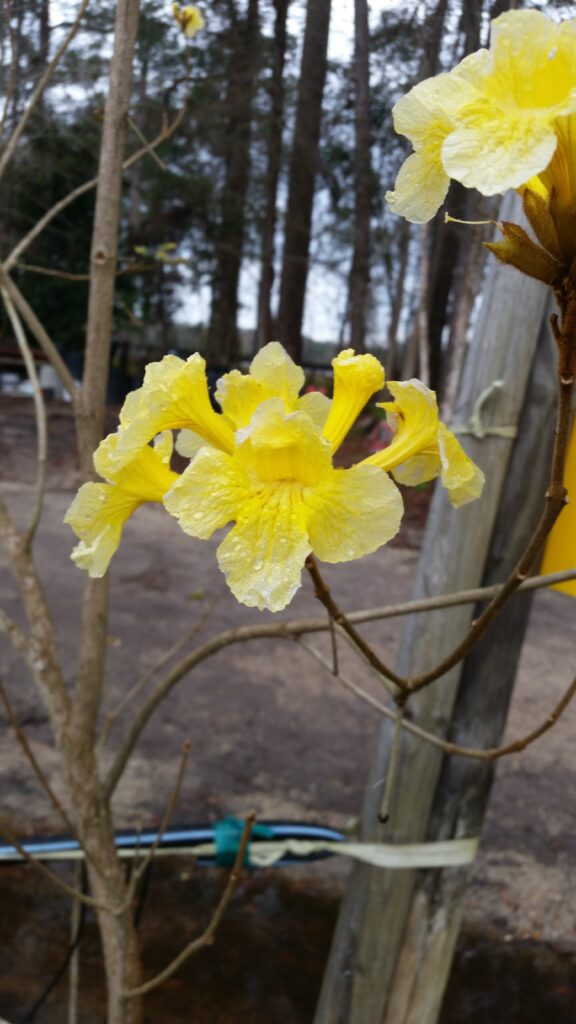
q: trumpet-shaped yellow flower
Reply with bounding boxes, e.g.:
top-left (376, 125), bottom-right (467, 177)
top-left (387, 10), bottom-right (576, 227)
top-left (365, 379), bottom-right (485, 508)
top-left (65, 343), bottom-right (484, 610)
top-left (172, 4), bottom-right (205, 38)
top-left (385, 54), bottom-right (484, 223)
top-left (165, 398), bottom-right (403, 611)
top-left (64, 433), bottom-right (178, 578)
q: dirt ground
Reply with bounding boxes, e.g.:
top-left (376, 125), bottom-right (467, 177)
top-left (1, 397), bottom-right (576, 1021)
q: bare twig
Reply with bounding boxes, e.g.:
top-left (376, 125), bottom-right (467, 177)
top-left (0, 824), bottom-right (112, 909)
top-left (0, 680), bottom-right (76, 835)
top-left (378, 702), bottom-right (405, 824)
top-left (105, 567), bottom-right (576, 798)
top-left (127, 115), bottom-right (166, 170)
top-left (305, 346), bottom-right (574, 698)
top-left (1, 287), bottom-right (47, 546)
top-left (3, 104), bottom-right (189, 274)
top-left (306, 555), bottom-right (406, 690)
top-left (0, 497), bottom-right (70, 741)
top-left (124, 813), bottom-right (256, 999)
top-left (0, 0), bottom-right (91, 183)
top-left (68, 863), bottom-right (83, 1024)
top-left (0, 608), bottom-right (32, 667)
top-left (125, 741), bottom-right (191, 905)
top-left (0, 266), bottom-right (79, 399)
top-left (297, 636), bottom-right (576, 763)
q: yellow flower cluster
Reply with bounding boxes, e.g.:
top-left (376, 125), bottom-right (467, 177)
top-left (172, 3), bottom-right (205, 38)
top-left (386, 8), bottom-right (576, 258)
top-left (65, 344), bottom-right (484, 612)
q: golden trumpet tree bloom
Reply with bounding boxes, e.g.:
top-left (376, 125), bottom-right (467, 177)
top-left (172, 4), bottom-right (205, 38)
top-left (65, 344), bottom-right (484, 611)
top-left (386, 10), bottom-right (576, 236)
top-left (365, 380), bottom-right (485, 508)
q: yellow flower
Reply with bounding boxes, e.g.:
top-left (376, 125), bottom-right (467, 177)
top-left (385, 54), bottom-right (484, 224)
top-left (165, 397), bottom-right (403, 611)
top-left (365, 379), bottom-right (485, 508)
top-left (66, 344), bottom-right (484, 610)
top-left (387, 10), bottom-right (576, 229)
top-left (172, 3), bottom-right (205, 38)
top-left (64, 433), bottom-right (178, 578)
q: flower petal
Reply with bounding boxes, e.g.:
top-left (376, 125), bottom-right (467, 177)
top-left (94, 432), bottom-right (178, 498)
top-left (296, 390), bottom-right (332, 430)
top-left (249, 341), bottom-right (305, 407)
top-left (322, 349), bottom-right (385, 453)
top-left (216, 484), bottom-right (311, 612)
top-left (164, 447), bottom-right (246, 539)
top-left (236, 398), bottom-right (333, 487)
top-left (66, 439), bottom-right (179, 577)
top-left (438, 424), bottom-right (485, 507)
top-left (386, 150), bottom-right (451, 224)
top-left (215, 370), bottom-right (266, 429)
top-left (175, 428), bottom-right (207, 459)
top-left (111, 353), bottom-right (234, 470)
top-left (364, 379), bottom-right (439, 472)
top-left (307, 463), bottom-right (403, 563)
top-left (64, 483), bottom-right (132, 578)
top-left (442, 103), bottom-right (559, 195)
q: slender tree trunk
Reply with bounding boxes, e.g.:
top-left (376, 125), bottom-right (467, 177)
top-left (73, 2), bottom-right (143, 1019)
top-left (256, 0), bottom-right (289, 350)
top-left (348, 0), bottom-right (371, 353)
top-left (314, 195), bottom-right (551, 1024)
top-left (277, 0), bottom-right (332, 362)
top-left (207, 0), bottom-right (260, 368)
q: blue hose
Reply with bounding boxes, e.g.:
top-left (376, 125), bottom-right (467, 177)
top-left (0, 820), bottom-right (346, 866)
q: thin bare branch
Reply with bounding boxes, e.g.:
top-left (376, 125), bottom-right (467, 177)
top-left (0, 0), bottom-right (91, 183)
top-left (0, 679), bottom-right (76, 834)
top-left (125, 740), bottom-right (191, 905)
top-left (124, 813), bottom-right (256, 999)
top-left (105, 566), bottom-right (576, 798)
top-left (0, 608), bottom-right (31, 667)
top-left (0, 824), bottom-right (112, 909)
top-left (0, 266), bottom-right (78, 399)
top-left (297, 637), bottom-right (576, 763)
top-left (1, 287), bottom-right (47, 545)
top-left (127, 115), bottom-right (166, 169)
top-left (3, 104), bottom-right (189, 274)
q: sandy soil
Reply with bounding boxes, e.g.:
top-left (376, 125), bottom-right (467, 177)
top-left (1, 396), bottom-right (575, 1020)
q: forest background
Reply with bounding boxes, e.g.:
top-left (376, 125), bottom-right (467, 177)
top-left (1, 0), bottom-right (553, 403)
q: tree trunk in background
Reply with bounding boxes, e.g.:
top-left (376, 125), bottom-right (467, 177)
top-left (277, 0), bottom-right (331, 362)
top-left (386, 222), bottom-right (410, 378)
top-left (424, 1), bottom-right (483, 395)
top-left (207, 0), bottom-right (260, 368)
top-left (348, 0), bottom-right (371, 353)
top-left (256, 0), bottom-right (289, 350)
top-left (314, 196), bottom-right (551, 1024)
top-left (416, 223), bottom-right (430, 386)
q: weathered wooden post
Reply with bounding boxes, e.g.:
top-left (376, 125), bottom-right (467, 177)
top-left (314, 196), bottom-right (556, 1024)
